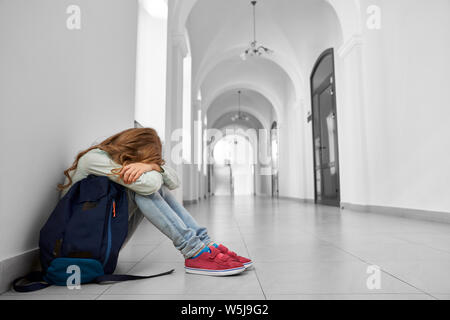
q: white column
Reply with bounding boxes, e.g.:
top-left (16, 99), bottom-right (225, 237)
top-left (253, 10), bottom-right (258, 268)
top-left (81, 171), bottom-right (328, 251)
top-left (183, 100), bottom-right (201, 203)
top-left (336, 34), bottom-right (370, 206)
top-left (165, 33), bottom-right (188, 202)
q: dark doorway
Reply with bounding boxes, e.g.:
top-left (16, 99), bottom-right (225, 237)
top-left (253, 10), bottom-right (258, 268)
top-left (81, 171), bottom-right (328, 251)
top-left (310, 48), bottom-right (341, 207)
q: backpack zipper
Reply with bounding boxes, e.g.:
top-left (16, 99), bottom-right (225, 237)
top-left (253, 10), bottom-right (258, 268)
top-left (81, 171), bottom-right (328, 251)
top-left (103, 201), bottom-right (115, 267)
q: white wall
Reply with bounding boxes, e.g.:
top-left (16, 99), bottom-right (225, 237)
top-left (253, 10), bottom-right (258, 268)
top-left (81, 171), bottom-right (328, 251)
top-left (278, 97), bottom-right (312, 200)
top-left (356, 0), bottom-right (450, 213)
top-left (0, 0), bottom-right (138, 262)
top-left (278, 0), bottom-right (450, 214)
top-left (135, 0), bottom-right (168, 136)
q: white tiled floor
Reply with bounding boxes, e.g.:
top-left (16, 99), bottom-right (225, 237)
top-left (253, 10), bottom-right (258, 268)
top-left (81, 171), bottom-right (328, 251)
top-left (2, 196), bottom-right (450, 300)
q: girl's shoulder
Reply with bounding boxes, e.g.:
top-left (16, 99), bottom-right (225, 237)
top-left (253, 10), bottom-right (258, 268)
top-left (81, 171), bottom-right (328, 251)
top-left (79, 148), bottom-right (111, 165)
top-left (90, 148), bottom-right (108, 154)
top-left (84, 148), bottom-right (110, 157)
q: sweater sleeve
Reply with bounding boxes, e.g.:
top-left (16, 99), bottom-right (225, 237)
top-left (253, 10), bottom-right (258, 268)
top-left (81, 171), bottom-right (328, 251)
top-left (160, 165), bottom-right (180, 190)
top-left (78, 150), bottom-right (163, 196)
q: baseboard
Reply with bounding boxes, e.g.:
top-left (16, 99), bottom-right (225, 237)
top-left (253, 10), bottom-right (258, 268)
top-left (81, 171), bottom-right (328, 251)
top-left (278, 196), bottom-right (315, 204)
top-left (278, 197), bottom-right (450, 224)
top-left (183, 199), bottom-right (198, 206)
top-left (0, 248), bottom-right (40, 294)
top-left (341, 202), bottom-right (450, 224)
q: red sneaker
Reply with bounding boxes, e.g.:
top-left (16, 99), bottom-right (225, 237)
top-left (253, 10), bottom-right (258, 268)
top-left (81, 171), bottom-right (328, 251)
top-left (216, 244), bottom-right (253, 269)
top-left (185, 247), bottom-right (245, 276)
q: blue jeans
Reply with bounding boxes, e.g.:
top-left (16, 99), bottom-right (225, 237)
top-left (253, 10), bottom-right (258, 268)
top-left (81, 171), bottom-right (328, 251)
top-left (133, 187), bottom-right (212, 259)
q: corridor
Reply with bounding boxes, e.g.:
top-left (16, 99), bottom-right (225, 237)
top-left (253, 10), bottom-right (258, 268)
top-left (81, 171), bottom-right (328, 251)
top-left (2, 196), bottom-right (450, 300)
top-left (1, 0), bottom-right (450, 302)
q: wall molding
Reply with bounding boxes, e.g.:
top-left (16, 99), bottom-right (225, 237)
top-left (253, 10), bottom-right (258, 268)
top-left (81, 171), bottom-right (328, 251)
top-left (341, 203), bottom-right (450, 224)
top-left (278, 196), bottom-right (315, 204)
top-left (183, 199), bottom-right (198, 206)
top-left (337, 34), bottom-right (363, 58)
top-left (172, 33), bottom-right (189, 58)
top-left (279, 196), bottom-right (450, 224)
top-left (0, 248), bottom-right (40, 294)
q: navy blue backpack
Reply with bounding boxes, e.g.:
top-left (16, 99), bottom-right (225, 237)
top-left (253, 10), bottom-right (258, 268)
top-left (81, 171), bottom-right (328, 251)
top-left (13, 175), bottom-right (174, 292)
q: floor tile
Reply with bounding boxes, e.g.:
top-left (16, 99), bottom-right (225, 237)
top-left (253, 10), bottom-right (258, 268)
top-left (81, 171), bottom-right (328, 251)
top-left (266, 294), bottom-right (436, 300)
top-left (98, 294), bottom-right (265, 300)
top-left (247, 243), bottom-right (359, 263)
top-left (103, 262), bottom-right (263, 296)
top-left (256, 261), bottom-right (420, 295)
top-left (2, 282), bottom-right (110, 296)
top-left (393, 233), bottom-right (450, 253)
top-left (0, 294), bottom-right (99, 300)
top-left (118, 244), bottom-right (159, 263)
top-left (378, 261), bottom-right (450, 294)
top-left (319, 235), bottom-right (450, 262)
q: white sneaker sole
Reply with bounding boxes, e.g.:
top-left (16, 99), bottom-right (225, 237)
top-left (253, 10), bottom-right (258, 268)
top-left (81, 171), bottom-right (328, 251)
top-left (243, 262), bottom-right (253, 269)
top-left (185, 266), bottom-right (245, 276)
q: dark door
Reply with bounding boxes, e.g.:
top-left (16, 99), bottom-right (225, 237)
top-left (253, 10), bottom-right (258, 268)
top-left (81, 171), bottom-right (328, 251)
top-left (311, 49), bottom-right (340, 207)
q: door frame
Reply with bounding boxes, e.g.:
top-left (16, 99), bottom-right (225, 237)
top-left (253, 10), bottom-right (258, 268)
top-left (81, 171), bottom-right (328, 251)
top-left (310, 48), bottom-right (341, 207)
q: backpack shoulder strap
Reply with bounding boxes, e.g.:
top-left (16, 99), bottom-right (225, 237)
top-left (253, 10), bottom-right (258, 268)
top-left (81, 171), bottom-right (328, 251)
top-left (12, 272), bottom-right (52, 292)
top-left (94, 269), bottom-right (175, 284)
top-left (12, 269), bottom-right (175, 291)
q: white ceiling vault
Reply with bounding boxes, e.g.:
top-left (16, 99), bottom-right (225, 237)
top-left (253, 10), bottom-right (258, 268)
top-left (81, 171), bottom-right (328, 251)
top-left (207, 89), bottom-right (273, 131)
top-left (171, 0), bottom-right (360, 131)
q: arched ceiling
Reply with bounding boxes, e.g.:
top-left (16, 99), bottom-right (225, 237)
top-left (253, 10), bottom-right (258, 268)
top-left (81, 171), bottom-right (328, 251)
top-left (213, 112), bottom-right (263, 132)
top-left (207, 89), bottom-right (274, 131)
top-left (202, 56), bottom-right (291, 117)
top-left (173, 0), bottom-right (353, 128)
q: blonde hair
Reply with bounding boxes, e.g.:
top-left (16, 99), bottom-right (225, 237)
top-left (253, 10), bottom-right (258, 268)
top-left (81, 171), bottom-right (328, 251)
top-left (58, 128), bottom-right (164, 191)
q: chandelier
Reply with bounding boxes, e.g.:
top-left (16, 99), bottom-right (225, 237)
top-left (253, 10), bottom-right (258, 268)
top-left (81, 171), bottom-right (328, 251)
top-left (231, 90), bottom-right (249, 122)
top-left (240, 1), bottom-right (274, 60)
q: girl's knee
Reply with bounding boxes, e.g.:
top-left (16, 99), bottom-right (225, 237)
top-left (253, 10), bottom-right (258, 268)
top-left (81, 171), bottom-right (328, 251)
top-left (158, 185), bottom-right (169, 197)
top-left (135, 192), bottom-right (159, 204)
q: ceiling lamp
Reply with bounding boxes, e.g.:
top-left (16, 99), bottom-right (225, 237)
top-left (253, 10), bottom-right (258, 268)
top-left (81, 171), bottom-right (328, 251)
top-left (240, 1), bottom-right (274, 60)
top-left (231, 90), bottom-right (250, 122)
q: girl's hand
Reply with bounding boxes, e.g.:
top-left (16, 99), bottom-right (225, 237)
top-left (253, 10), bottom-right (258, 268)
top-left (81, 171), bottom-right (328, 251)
top-left (119, 163), bottom-right (161, 184)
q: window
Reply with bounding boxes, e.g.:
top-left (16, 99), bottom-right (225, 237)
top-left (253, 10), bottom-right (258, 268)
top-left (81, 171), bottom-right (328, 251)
top-left (182, 55), bottom-right (192, 162)
top-left (134, 0), bottom-right (168, 137)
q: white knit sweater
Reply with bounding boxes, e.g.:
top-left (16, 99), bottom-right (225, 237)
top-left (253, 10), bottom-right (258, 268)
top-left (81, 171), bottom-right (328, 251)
top-left (60, 148), bottom-right (179, 198)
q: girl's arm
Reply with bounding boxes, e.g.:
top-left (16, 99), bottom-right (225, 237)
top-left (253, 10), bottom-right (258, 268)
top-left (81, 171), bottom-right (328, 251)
top-left (78, 149), bottom-right (163, 196)
top-left (160, 165), bottom-right (180, 190)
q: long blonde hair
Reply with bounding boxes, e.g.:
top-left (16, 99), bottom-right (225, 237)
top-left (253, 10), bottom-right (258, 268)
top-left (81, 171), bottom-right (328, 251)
top-left (58, 128), bottom-right (164, 191)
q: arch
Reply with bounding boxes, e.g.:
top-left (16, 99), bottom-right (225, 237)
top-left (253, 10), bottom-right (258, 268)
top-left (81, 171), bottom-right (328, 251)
top-left (210, 107), bottom-right (268, 131)
top-left (173, 0), bottom-right (361, 50)
top-left (271, 121), bottom-right (278, 130)
top-left (172, 0), bottom-right (362, 113)
top-left (193, 45), bottom-right (304, 105)
top-left (171, 0), bottom-right (197, 34)
top-left (203, 82), bottom-right (281, 122)
top-left (212, 132), bottom-right (256, 160)
top-left (324, 0), bottom-right (362, 42)
top-left (206, 90), bottom-right (274, 130)
top-left (310, 47), bottom-right (335, 87)
top-left (210, 131), bottom-right (257, 196)
top-left (211, 109), bottom-right (265, 131)
top-left (209, 124), bottom-right (259, 158)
